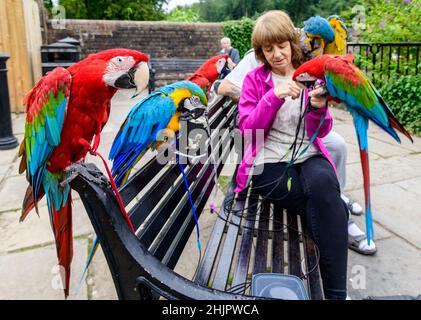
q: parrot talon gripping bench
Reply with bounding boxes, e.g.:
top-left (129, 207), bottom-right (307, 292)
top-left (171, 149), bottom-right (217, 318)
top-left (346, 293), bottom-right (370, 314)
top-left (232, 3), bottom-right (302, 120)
top-left (66, 96), bottom-right (324, 300)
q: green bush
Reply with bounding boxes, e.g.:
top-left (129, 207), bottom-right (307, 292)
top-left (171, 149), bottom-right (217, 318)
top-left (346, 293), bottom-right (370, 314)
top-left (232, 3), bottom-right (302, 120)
top-left (222, 18), bottom-right (255, 58)
top-left (380, 75), bottom-right (421, 136)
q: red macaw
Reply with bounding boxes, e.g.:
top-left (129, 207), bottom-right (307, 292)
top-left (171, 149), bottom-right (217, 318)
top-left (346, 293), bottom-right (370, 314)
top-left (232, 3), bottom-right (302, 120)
top-left (293, 54), bottom-right (413, 244)
top-left (186, 54), bottom-right (230, 94)
top-left (18, 48), bottom-right (150, 297)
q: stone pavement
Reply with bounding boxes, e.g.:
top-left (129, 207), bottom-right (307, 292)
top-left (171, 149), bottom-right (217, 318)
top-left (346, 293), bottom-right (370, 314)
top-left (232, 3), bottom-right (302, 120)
top-left (0, 92), bottom-right (420, 300)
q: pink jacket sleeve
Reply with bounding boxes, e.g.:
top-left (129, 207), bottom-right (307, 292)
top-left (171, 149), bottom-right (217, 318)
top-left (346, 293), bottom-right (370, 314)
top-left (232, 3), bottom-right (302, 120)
top-left (237, 73), bottom-right (285, 136)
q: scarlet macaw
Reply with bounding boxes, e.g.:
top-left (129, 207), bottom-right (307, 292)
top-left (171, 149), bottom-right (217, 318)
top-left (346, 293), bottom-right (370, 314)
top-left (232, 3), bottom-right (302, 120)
top-left (109, 80), bottom-right (208, 186)
top-left (293, 54), bottom-right (413, 244)
top-left (18, 48), bottom-right (150, 297)
top-left (186, 54), bottom-right (231, 95)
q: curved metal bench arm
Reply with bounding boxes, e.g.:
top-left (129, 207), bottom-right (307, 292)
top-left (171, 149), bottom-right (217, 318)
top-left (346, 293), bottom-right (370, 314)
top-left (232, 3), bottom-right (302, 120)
top-left (66, 162), bottom-right (260, 300)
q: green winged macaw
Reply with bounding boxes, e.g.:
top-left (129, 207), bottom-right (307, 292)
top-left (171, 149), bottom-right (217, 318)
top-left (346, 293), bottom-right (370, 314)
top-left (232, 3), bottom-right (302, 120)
top-left (109, 80), bottom-right (208, 187)
top-left (293, 54), bottom-right (413, 244)
top-left (18, 48), bottom-right (150, 297)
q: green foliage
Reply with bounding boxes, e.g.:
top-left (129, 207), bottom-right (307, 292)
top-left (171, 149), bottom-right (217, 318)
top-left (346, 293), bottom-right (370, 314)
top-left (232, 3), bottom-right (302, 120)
top-left (57, 0), bottom-right (167, 20)
top-left (380, 75), bottom-right (421, 135)
top-left (222, 18), bottom-right (255, 58)
top-left (341, 0), bottom-right (421, 42)
top-left (166, 6), bottom-right (201, 22)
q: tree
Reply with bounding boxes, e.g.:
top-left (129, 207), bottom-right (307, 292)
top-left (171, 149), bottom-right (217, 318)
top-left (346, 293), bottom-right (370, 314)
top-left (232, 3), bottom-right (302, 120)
top-left (57, 0), bottom-right (167, 21)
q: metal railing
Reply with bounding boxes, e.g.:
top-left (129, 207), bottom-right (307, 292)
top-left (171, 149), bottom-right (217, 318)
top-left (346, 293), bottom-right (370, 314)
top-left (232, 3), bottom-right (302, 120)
top-left (347, 42), bottom-right (420, 87)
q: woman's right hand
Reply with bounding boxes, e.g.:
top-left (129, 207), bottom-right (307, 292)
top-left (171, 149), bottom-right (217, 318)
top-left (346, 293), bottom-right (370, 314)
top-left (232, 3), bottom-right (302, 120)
top-left (274, 80), bottom-right (303, 100)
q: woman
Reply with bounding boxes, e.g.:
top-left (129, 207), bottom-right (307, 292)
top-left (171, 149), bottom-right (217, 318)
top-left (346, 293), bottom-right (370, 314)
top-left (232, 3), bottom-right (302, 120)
top-left (233, 10), bottom-right (348, 300)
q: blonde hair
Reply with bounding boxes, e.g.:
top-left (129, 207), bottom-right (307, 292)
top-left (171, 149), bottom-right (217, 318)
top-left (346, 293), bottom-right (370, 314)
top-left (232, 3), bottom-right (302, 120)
top-left (252, 10), bottom-right (303, 69)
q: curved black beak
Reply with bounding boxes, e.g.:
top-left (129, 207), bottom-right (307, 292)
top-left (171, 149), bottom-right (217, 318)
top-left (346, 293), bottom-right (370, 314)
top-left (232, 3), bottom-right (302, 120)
top-left (114, 66), bottom-right (137, 89)
top-left (179, 97), bottom-right (206, 121)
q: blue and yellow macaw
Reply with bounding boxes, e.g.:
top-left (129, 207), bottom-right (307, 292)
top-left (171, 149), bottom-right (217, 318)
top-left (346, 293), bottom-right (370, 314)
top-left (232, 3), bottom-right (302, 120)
top-left (302, 15), bottom-right (348, 57)
top-left (109, 80), bottom-right (208, 187)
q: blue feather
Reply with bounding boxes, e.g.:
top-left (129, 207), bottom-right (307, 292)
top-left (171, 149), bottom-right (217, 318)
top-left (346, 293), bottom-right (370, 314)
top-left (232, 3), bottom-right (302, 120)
top-left (304, 16), bottom-right (335, 42)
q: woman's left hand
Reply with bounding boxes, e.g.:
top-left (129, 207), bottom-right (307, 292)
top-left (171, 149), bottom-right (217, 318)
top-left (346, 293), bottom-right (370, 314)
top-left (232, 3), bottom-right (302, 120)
top-left (308, 87), bottom-right (328, 108)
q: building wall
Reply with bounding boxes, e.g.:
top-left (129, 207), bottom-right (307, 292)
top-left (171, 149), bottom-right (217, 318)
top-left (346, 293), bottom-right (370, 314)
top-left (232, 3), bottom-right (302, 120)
top-left (0, 0), bottom-right (42, 112)
top-left (46, 19), bottom-right (225, 59)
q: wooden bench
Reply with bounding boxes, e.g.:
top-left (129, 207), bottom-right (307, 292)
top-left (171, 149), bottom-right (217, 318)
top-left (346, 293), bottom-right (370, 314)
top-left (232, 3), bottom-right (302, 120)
top-left (149, 58), bottom-right (206, 90)
top-left (66, 96), bottom-right (324, 300)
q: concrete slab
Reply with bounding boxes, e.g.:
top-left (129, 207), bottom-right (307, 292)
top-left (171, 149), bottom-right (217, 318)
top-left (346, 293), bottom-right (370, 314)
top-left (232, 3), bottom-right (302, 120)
top-left (0, 199), bottom-right (94, 254)
top-left (0, 175), bottom-right (30, 212)
top-left (344, 153), bottom-right (421, 192)
top-left (396, 176), bottom-right (421, 198)
top-left (88, 241), bottom-right (118, 300)
top-left (0, 239), bottom-right (89, 300)
top-left (347, 236), bottom-right (421, 300)
top-left (347, 183), bottom-right (421, 249)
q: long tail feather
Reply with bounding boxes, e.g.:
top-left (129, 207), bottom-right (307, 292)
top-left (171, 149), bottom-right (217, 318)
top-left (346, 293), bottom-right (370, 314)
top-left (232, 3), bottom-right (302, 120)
top-left (385, 107), bottom-right (413, 143)
top-left (76, 236), bottom-right (100, 295)
top-left (353, 112), bottom-right (374, 244)
top-left (51, 192), bottom-right (73, 298)
top-left (20, 185), bottom-right (45, 221)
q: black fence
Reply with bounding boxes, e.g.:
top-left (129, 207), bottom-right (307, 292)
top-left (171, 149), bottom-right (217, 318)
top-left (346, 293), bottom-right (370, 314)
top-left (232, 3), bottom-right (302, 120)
top-left (347, 42), bottom-right (420, 87)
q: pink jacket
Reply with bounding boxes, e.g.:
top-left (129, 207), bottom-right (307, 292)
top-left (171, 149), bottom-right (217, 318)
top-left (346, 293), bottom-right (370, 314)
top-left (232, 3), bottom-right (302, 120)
top-left (233, 65), bottom-right (336, 193)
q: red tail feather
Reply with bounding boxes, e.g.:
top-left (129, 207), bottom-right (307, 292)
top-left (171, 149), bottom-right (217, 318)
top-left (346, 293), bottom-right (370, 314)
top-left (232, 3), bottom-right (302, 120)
top-left (386, 108), bottom-right (413, 143)
top-left (52, 193), bottom-right (73, 298)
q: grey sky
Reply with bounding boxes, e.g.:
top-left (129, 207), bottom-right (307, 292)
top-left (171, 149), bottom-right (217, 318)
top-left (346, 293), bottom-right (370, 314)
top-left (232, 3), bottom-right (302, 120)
top-left (166, 0), bottom-right (200, 12)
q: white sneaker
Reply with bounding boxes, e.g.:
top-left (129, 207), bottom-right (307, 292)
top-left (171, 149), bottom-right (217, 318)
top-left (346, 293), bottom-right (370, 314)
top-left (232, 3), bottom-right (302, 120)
top-left (341, 194), bottom-right (363, 216)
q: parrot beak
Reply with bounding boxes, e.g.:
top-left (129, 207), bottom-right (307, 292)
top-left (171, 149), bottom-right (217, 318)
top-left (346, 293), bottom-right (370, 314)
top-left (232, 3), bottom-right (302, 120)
top-left (295, 72), bottom-right (318, 89)
top-left (114, 62), bottom-right (150, 97)
top-left (179, 96), bottom-right (206, 121)
top-left (130, 62), bottom-right (150, 98)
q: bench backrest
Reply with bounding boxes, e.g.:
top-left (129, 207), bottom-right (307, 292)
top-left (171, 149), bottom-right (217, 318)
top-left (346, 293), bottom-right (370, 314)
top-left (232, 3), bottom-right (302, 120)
top-left (118, 96), bottom-right (237, 268)
top-left (149, 58), bottom-right (206, 88)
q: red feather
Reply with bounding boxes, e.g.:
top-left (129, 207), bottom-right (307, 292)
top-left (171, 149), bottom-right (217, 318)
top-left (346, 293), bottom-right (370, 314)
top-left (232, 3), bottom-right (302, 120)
top-left (19, 48), bottom-right (149, 298)
top-left (186, 54), bottom-right (230, 91)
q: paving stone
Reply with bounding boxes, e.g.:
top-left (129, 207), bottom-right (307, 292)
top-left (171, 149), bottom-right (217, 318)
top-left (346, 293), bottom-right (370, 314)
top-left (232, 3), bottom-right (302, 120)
top-left (347, 237), bottom-right (421, 300)
top-left (0, 146), bottom-right (19, 167)
top-left (397, 177), bottom-right (421, 198)
top-left (0, 239), bottom-right (89, 299)
top-left (0, 199), bottom-right (94, 254)
top-left (89, 241), bottom-right (118, 300)
top-left (345, 143), bottom-right (381, 165)
top-left (347, 183), bottom-right (421, 249)
top-left (344, 153), bottom-right (421, 192)
top-left (0, 175), bottom-right (30, 212)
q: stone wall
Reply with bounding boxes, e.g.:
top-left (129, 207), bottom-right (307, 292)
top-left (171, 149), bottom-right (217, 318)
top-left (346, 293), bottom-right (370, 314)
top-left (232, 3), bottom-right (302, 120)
top-left (46, 19), bottom-right (224, 59)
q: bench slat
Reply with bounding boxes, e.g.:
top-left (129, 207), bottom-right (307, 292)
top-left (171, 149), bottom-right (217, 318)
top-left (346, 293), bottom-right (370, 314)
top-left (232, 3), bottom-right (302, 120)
top-left (271, 202), bottom-right (284, 273)
top-left (230, 192), bottom-right (257, 290)
top-left (301, 219), bottom-right (324, 300)
top-left (119, 98), bottom-right (235, 206)
top-left (163, 149), bottom-right (229, 270)
top-left (212, 189), bottom-right (247, 290)
top-left (287, 212), bottom-right (302, 277)
top-left (138, 113), bottom-right (234, 248)
top-left (194, 172), bottom-right (238, 286)
top-left (152, 135), bottom-right (233, 263)
top-left (253, 199), bottom-right (270, 275)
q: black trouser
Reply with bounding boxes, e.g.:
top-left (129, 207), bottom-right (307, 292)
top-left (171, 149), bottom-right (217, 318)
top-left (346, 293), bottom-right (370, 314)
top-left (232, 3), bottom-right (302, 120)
top-left (251, 156), bottom-right (348, 300)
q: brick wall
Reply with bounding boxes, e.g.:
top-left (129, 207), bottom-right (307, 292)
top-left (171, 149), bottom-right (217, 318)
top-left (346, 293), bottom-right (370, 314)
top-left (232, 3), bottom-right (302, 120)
top-left (46, 19), bottom-right (224, 59)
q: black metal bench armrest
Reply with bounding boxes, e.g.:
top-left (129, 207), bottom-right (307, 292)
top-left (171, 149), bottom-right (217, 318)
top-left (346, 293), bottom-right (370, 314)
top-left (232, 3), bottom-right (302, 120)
top-left (65, 162), bottom-right (261, 300)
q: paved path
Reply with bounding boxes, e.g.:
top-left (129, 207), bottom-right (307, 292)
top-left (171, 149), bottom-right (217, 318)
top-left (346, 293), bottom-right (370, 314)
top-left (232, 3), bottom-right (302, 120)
top-left (0, 93), bottom-right (420, 299)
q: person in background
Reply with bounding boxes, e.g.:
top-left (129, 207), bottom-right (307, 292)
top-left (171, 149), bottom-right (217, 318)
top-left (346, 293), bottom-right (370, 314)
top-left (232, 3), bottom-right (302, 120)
top-left (211, 42), bottom-right (377, 257)
top-left (219, 37), bottom-right (241, 68)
